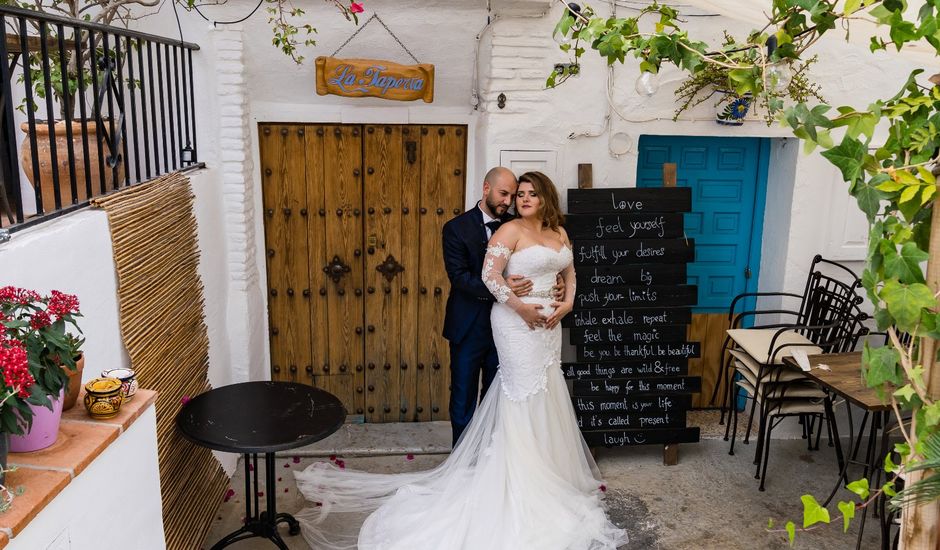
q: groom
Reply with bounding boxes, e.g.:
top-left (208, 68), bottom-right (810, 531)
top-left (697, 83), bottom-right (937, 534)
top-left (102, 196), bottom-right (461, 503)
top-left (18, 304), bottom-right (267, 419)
top-left (442, 167), bottom-right (533, 446)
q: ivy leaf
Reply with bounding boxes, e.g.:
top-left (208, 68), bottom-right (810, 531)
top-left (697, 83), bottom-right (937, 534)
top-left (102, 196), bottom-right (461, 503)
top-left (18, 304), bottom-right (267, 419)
top-left (786, 521), bottom-right (795, 546)
top-left (851, 175), bottom-right (890, 221)
top-left (924, 401), bottom-right (940, 426)
top-left (822, 137), bottom-right (866, 183)
top-left (883, 482), bottom-right (898, 498)
top-left (881, 280), bottom-right (937, 329)
top-left (844, 0), bottom-right (862, 14)
top-left (900, 184), bottom-right (921, 204)
top-left (837, 501), bottom-right (856, 532)
top-left (846, 478), bottom-right (871, 500)
top-left (884, 242), bottom-right (928, 284)
top-left (801, 494), bottom-right (831, 527)
top-left (893, 384), bottom-right (917, 402)
top-left (862, 343), bottom-right (902, 386)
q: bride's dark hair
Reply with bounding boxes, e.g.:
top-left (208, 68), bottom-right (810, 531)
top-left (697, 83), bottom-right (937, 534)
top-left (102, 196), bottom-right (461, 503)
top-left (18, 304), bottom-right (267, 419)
top-left (518, 171), bottom-right (564, 230)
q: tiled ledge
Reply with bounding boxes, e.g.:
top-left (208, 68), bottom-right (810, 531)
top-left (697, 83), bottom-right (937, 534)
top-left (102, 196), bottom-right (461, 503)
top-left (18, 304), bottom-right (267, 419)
top-left (0, 389), bottom-right (158, 544)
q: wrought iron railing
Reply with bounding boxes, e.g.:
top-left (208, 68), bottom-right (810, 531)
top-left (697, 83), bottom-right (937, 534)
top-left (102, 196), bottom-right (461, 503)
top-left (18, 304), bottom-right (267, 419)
top-left (0, 5), bottom-right (202, 234)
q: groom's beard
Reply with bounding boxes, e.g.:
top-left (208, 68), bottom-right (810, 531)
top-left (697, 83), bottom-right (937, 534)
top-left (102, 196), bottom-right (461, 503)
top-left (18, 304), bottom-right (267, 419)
top-left (486, 196), bottom-right (510, 218)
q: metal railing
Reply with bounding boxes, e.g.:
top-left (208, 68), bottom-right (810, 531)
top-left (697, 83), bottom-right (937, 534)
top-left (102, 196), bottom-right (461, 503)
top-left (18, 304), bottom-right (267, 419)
top-left (0, 5), bottom-right (202, 233)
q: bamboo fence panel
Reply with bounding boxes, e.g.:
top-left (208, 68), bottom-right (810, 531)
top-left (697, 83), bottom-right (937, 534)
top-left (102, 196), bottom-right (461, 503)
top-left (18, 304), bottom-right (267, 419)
top-left (92, 172), bottom-right (228, 550)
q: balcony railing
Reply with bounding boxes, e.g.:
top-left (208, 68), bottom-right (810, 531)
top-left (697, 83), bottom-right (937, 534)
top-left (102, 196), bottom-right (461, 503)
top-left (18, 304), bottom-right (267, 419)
top-left (0, 5), bottom-right (202, 234)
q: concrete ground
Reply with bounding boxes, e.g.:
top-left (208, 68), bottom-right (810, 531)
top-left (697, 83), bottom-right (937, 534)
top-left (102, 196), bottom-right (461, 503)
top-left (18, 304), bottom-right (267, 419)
top-left (203, 411), bottom-right (887, 549)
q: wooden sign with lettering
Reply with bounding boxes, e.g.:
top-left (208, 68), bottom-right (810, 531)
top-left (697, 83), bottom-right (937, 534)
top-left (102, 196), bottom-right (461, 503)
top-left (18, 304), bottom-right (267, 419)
top-left (315, 56), bottom-right (435, 102)
top-left (569, 325), bottom-right (688, 346)
top-left (562, 360), bottom-right (690, 380)
top-left (563, 307), bottom-right (692, 328)
top-left (574, 285), bottom-right (697, 309)
top-left (568, 187), bottom-right (692, 214)
top-left (564, 186), bottom-right (700, 451)
top-left (576, 264), bottom-right (687, 287)
top-left (574, 239), bottom-right (694, 266)
top-left (565, 213), bottom-right (685, 240)
top-left (578, 342), bottom-right (701, 362)
top-left (573, 377), bottom-right (701, 397)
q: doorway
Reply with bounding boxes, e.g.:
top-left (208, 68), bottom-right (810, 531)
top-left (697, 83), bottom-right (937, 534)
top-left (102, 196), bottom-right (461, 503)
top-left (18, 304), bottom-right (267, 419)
top-left (259, 123), bottom-right (467, 422)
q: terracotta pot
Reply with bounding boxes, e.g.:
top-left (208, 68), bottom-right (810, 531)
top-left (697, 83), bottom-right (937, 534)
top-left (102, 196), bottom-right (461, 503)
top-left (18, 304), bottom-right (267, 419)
top-left (20, 120), bottom-right (124, 213)
top-left (62, 353), bottom-right (85, 411)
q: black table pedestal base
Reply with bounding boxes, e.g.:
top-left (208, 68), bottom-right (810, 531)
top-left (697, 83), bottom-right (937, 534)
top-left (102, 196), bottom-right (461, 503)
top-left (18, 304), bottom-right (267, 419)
top-left (210, 452), bottom-right (300, 550)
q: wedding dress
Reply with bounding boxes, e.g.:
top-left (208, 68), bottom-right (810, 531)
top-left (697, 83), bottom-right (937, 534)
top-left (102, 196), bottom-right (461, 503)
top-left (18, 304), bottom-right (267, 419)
top-left (294, 244), bottom-right (628, 550)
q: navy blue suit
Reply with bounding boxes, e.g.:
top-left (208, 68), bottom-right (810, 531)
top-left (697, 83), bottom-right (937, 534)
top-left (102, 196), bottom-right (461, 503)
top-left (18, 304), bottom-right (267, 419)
top-left (442, 206), bottom-right (500, 446)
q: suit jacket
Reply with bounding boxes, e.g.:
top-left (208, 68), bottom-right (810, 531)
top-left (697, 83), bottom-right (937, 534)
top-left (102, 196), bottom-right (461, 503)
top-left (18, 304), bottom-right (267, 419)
top-left (442, 206), bottom-right (496, 344)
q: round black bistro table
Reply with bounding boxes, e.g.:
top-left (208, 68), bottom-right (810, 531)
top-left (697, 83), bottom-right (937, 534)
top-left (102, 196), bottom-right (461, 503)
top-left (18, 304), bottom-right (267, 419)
top-left (176, 381), bottom-right (346, 549)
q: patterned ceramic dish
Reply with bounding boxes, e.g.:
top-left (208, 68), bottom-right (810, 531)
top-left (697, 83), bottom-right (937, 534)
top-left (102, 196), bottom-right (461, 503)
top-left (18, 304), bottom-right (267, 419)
top-left (101, 367), bottom-right (138, 401)
top-left (84, 377), bottom-right (124, 419)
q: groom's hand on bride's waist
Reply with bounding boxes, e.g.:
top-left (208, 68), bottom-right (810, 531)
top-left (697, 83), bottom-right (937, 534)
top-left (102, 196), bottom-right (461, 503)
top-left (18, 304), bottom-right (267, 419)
top-left (507, 275), bottom-right (533, 297)
top-left (552, 274), bottom-right (565, 301)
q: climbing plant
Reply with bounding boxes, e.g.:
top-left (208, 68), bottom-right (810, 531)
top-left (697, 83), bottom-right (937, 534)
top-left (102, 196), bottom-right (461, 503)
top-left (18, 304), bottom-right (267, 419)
top-left (550, 0), bottom-right (940, 546)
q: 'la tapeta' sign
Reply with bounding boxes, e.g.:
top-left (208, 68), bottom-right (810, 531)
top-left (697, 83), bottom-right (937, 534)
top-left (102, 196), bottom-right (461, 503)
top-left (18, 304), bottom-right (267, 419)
top-left (315, 56), bottom-right (434, 103)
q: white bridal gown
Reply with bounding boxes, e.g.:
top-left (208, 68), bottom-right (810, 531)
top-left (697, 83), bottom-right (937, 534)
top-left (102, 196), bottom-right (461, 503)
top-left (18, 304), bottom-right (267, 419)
top-left (294, 243), bottom-right (628, 550)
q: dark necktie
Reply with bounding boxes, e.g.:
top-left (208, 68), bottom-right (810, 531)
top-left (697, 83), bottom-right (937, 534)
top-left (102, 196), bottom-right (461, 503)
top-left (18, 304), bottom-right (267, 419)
top-left (484, 220), bottom-right (502, 236)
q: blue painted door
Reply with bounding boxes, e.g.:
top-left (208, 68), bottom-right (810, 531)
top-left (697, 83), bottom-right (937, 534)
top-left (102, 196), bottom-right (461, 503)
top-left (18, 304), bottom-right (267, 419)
top-left (636, 136), bottom-right (769, 313)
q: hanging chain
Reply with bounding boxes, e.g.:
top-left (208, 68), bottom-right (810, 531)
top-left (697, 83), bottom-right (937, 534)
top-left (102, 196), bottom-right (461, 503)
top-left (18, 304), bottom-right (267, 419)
top-left (331, 14), bottom-right (420, 64)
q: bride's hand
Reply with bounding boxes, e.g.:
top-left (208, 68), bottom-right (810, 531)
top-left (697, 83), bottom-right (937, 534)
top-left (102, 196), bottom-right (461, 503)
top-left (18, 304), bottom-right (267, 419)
top-left (517, 303), bottom-right (546, 329)
top-left (544, 301), bottom-right (573, 329)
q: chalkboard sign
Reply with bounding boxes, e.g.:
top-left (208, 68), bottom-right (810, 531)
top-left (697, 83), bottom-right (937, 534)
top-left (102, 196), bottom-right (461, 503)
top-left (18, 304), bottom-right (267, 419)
top-left (565, 187), bottom-right (700, 450)
top-left (574, 239), bottom-right (694, 266)
top-left (568, 187), bottom-right (692, 214)
top-left (576, 265), bottom-right (687, 288)
top-left (569, 325), bottom-right (688, 345)
top-left (563, 307), bottom-right (692, 328)
top-left (565, 213), bottom-right (685, 240)
top-left (563, 360), bottom-right (689, 379)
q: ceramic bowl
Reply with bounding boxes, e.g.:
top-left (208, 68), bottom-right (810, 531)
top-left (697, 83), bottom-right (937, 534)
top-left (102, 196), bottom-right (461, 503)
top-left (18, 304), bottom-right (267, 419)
top-left (101, 367), bottom-right (138, 401)
top-left (83, 377), bottom-right (124, 419)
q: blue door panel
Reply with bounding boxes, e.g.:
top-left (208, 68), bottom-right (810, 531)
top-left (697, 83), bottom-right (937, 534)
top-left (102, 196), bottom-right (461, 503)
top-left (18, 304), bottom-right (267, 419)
top-left (637, 136), bottom-right (769, 313)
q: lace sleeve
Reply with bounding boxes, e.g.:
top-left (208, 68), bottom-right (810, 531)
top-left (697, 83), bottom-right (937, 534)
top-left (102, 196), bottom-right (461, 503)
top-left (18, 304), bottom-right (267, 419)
top-left (482, 242), bottom-right (525, 311)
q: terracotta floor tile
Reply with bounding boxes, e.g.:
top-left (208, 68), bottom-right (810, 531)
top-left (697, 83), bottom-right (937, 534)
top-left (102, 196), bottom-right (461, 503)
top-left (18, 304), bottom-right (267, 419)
top-left (61, 388), bottom-right (158, 433)
top-left (0, 468), bottom-right (70, 536)
top-left (8, 422), bottom-right (119, 478)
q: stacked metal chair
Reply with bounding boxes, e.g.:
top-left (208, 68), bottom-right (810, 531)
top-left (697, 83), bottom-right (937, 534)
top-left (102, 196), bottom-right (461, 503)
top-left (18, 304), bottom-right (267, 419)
top-left (717, 255), bottom-right (867, 490)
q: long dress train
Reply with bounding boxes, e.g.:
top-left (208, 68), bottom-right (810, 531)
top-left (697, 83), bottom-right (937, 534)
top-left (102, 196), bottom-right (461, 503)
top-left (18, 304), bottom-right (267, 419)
top-left (293, 244), bottom-right (628, 550)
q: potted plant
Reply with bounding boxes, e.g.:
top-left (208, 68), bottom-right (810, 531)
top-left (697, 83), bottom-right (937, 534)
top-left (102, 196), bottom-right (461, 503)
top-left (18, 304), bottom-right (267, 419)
top-left (671, 33), bottom-right (824, 125)
top-left (0, 331), bottom-right (37, 488)
top-left (0, 286), bottom-right (83, 452)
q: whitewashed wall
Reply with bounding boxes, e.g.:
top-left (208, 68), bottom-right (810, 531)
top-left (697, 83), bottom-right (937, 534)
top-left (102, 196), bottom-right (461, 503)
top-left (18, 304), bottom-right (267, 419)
top-left (2, 0), bottom-right (912, 435)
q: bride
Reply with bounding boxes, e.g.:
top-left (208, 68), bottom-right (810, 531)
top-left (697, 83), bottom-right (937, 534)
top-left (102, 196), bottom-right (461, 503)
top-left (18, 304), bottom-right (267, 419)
top-left (294, 171), bottom-right (628, 550)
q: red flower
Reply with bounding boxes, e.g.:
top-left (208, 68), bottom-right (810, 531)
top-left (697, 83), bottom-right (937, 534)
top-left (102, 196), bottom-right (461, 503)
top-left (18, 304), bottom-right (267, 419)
top-left (406, 454), bottom-right (414, 461)
top-left (29, 311), bottom-right (52, 330)
top-left (350, 2), bottom-right (364, 13)
top-left (292, 456), bottom-right (301, 464)
top-left (47, 290), bottom-right (80, 319)
top-left (599, 484), bottom-right (607, 493)
top-left (223, 488), bottom-right (236, 502)
top-left (181, 395), bottom-right (191, 406)
top-left (335, 459), bottom-right (346, 469)
top-left (0, 339), bottom-right (33, 398)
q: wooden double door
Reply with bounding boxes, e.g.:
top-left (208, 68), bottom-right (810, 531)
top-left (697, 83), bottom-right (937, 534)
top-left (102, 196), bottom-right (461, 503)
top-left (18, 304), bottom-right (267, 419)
top-left (259, 123), bottom-right (466, 422)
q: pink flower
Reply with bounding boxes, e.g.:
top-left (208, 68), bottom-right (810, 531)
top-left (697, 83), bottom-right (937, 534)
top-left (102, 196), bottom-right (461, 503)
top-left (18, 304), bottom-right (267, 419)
top-left (599, 484), bottom-right (607, 493)
top-left (406, 454), bottom-right (414, 461)
top-left (181, 395), bottom-right (191, 405)
top-left (350, 2), bottom-right (364, 13)
top-left (292, 456), bottom-right (301, 464)
top-left (223, 489), bottom-right (236, 502)
top-left (335, 459), bottom-right (346, 469)
top-left (329, 455), bottom-right (337, 461)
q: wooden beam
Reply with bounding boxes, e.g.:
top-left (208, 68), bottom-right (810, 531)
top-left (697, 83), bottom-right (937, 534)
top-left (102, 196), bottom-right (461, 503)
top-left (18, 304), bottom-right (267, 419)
top-left (900, 195), bottom-right (940, 548)
top-left (578, 163), bottom-right (593, 189)
top-left (663, 162), bottom-right (677, 188)
top-left (663, 443), bottom-right (679, 466)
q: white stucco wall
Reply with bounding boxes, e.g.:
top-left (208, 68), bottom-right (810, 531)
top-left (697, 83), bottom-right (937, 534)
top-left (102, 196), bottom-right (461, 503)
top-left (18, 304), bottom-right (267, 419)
top-left (0, 169), bottom-right (232, 391)
top-left (0, 0), bottom-right (908, 453)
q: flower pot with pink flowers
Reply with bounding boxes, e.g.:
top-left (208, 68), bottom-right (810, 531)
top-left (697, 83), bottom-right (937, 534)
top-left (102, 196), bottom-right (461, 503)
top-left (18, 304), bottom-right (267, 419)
top-left (0, 287), bottom-right (83, 452)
